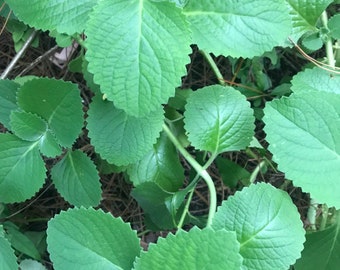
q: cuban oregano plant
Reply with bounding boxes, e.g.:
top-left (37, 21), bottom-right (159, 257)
top-left (0, 0), bottom-right (339, 269)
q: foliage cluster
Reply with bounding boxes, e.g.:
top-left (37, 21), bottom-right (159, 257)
top-left (0, 0), bottom-right (339, 269)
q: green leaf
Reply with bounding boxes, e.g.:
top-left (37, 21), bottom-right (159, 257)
top-left (47, 207), bottom-right (140, 270)
top-left (5, 0), bottom-right (98, 35)
top-left (301, 31), bottom-right (323, 51)
top-left (184, 85), bottom-right (255, 154)
top-left (212, 183), bottom-right (305, 270)
top-left (87, 95), bottom-right (164, 166)
top-left (131, 182), bottom-right (176, 229)
top-left (38, 130), bottom-right (63, 158)
top-left (0, 226), bottom-right (18, 270)
top-left (17, 78), bottom-right (83, 148)
top-left (51, 150), bottom-right (101, 207)
top-left (215, 156), bottom-right (250, 188)
top-left (286, 0), bottom-right (333, 42)
top-left (127, 131), bottom-right (184, 192)
top-left (328, 14), bottom-right (340, 39)
top-left (134, 227), bottom-right (243, 269)
top-left (263, 92), bottom-right (340, 208)
top-left (10, 111), bottom-right (47, 141)
top-left (0, 134), bottom-right (46, 203)
top-left (295, 211), bottom-right (340, 270)
top-left (0, 79), bottom-right (19, 130)
top-left (4, 222), bottom-right (41, 260)
top-left (85, 0), bottom-right (190, 116)
top-left (291, 67), bottom-right (340, 94)
top-left (183, 0), bottom-right (291, 58)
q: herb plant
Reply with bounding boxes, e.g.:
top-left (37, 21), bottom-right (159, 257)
top-left (0, 0), bottom-right (339, 269)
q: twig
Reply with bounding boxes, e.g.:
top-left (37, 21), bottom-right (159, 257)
top-left (1, 30), bottom-right (38, 79)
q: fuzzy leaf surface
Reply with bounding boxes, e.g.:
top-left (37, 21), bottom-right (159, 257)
top-left (127, 132), bottom-right (184, 192)
top-left (291, 67), bottom-right (340, 94)
top-left (0, 226), bottom-right (18, 270)
top-left (17, 78), bottom-right (83, 148)
top-left (51, 150), bottom-right (101, 207)
top-left (47, 207), bottom-right (140, 270)
top-left (0, 79), bottom-right (19, 129)
top-left (295, 211), bottom-right (340, 269)
top-left (0, 134), bottom-right (46, 203)
top-left (285, 0), bottom-right (333, 42)
top-left (10, 111), bottom-right (47, 141)
top-left (263, 92), bottom-right (340, 208)
top-left (85, 0), bottom-right (190, 116)
top-left (87, 96), bottom-right (163, 166)
top-left (134, 227), bottom-right (242, 269)
top-left (183, 0), bottom-right (291, 57)
top-left (5, 0), bottom-right (98, 35)
top-left (212, 183), bottom-right (305, 270)
top-left (184, 85), bottom-right (254, 154)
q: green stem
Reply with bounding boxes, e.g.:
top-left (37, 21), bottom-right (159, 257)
top-left (320, 204), bottom-right (329, 231)
top-left (307, 199), bottom-right (318, 231)
top-left (163, 123), bottom-right (217, 227)
top-left (321, 11), bottom-right (336, 68)
top-left (199, 50), bottom-right (226, 86)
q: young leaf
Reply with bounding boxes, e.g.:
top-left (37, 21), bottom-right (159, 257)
top-left (10, 111), bottom-right (47, 141)
top-left (263, 92), bottom-right (340, 208)
top-left (183, 0), bottom-right (291, 58)
top-left (0, 226), bottom-right (18, 270)
top-left (85, 0), bottom-right (190, 116)
top-left (17, 78), bottom-right (83, 148)
top-left (0, 134), bottom-right (46, 203)
top-left (134, 227), bottom-right (243, 269)
top-left (0, 79), bottom-right (19, 130)
top-left (5, 0), bottom-right (98, 35)
top-left (294, 211), bottom-right (340, 269)
top-left (19, 259), bottom-right (47, 270)
top-left (51, 150), bottom-right (102, 207)
top-left (127, 131), bottom-right (184, 192)
top-left (184, 85), bottom-right (255, 154)
top-left (47, 207), bottom-right (141, 270)
top-left (212, 182), bottom-right (305, 270)
top-left (38, 130), bottom-right (63, 158)
top-left (286, 0), bottom-right (333, 42)
top-left (291, 67), bottom-right (340, 94)
top-left (87, 95), bottom-right (164, 166)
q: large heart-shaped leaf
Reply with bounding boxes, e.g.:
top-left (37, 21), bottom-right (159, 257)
top-left (47, 207), bottom-right (141, 270)
top-left (183, 0), bottom-right (291, 57)
top-left (85, 0), bottom-right (190, 116)
top-left (51, 150), bottom-right (102, 207)
top-left (5, 0), bottom-right (98, 35)
top-left (263, 91), bottom-right (340, 208)
top-left (134, 227), bottom-right (242, 269)
top-left (212, 183), bottom-right (305, 270)
top-left (0, 134), bottom-right (46, 203)
top-left (87, 95), bottom-right (164, 166)
top-left (184, 85), bottom-right (255, 154)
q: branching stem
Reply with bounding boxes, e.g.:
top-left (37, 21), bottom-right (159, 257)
top-left (163, 123), bottom-right (217, 227)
